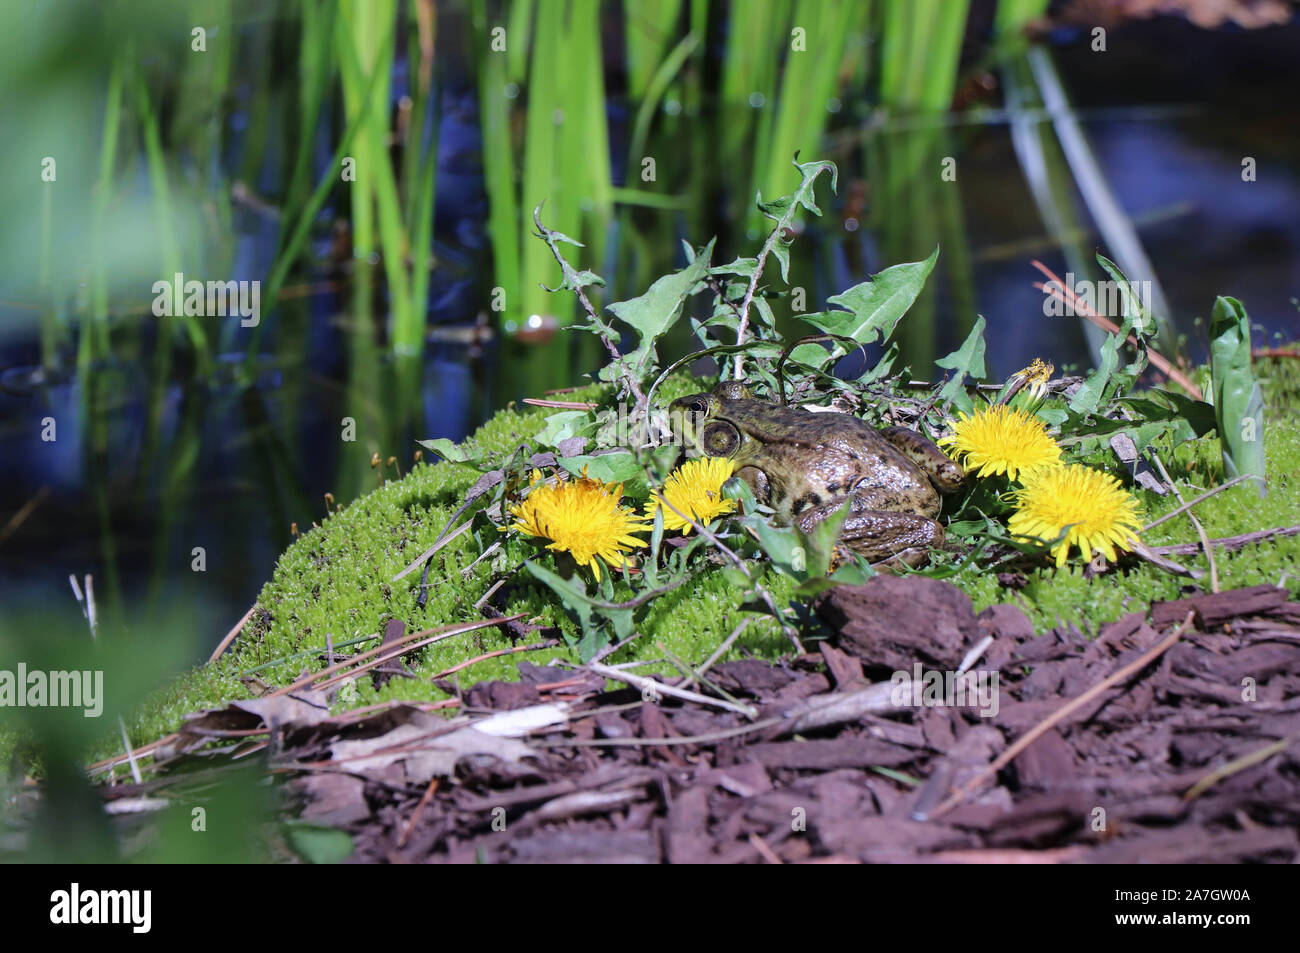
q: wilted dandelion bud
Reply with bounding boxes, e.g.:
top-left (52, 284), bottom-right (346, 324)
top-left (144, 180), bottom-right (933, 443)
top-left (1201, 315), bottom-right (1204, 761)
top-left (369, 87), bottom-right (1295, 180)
top-left (1002, 358), bottom-right (1055, 412)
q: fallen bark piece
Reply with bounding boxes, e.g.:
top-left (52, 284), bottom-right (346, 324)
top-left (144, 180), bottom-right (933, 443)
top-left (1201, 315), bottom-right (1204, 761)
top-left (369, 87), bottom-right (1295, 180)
top-left (815, 574), bottom-right (981, 671)
top-left (1150, 583), bottom-right (1289, 626)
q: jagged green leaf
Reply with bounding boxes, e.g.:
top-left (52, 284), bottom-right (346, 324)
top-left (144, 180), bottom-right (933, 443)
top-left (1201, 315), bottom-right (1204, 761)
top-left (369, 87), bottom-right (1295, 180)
top-left (415, 438), bottom-right (491, 470)
top-left (523, 560), bottom-right (596, 648)
top-left (536, 410), bottom-right (593, 448)
top-left (557, 451), bottom-right (642, 485)
top-left (607, 238), bottom-right (715, 378)
top-left (800, 247), bottom-right (938, 353)
top-left (1096, 253), bottom-right (1156, 338)
top-left (935, 315), bottom-right (987, 413)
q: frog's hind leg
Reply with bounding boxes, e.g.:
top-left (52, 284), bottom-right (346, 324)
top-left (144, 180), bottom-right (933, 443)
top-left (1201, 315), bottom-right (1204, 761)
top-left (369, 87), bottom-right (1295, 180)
top-left (829, 542), bottom-right (931, 573)
top-left (794, 495), bottom-right (944, 567)
top-left (878, 426), bottom-right (965, 492)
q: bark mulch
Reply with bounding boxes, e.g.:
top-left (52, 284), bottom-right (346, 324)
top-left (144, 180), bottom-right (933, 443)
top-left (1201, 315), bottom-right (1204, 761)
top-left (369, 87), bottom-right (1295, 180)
top-left (129, 576), bottom-right (1300, 863)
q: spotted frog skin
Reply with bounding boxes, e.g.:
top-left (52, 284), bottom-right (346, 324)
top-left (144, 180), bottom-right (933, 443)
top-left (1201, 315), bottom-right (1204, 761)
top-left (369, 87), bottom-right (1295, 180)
top-left (671, 382), bottom-right (965, 566)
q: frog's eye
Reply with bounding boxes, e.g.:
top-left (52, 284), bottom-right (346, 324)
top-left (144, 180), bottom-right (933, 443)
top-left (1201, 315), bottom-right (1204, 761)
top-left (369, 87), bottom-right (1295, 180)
top-left (683, 396), bottom-right (710, 414)
top-left (713, 381), bottom-right (752, 401)
top-left (701, 421), bottom-right (740, 457)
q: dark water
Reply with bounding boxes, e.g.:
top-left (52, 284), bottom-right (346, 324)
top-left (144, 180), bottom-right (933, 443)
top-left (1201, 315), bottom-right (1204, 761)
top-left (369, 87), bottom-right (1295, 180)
top-left (2, 15), bottom-right (1298, 649)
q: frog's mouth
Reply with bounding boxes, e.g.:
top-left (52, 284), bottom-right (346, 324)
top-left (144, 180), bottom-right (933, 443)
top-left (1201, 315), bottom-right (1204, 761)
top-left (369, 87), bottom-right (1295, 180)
top-left (667, 405), bottom-right (697, 453)
top-left (669, 393), bottom-right (717, 457)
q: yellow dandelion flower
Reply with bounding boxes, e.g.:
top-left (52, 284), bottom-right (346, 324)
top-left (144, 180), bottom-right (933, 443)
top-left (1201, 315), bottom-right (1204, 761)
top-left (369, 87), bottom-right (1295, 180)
top-left (937, 404), bottom-right (1062, 481)
top-left (506, 470), bottom-right (649, 579)
top-left (504, 469), bottom-right (550, 538)
top-left (1009, 464), bottom-right (1142, 569)
top-left (645, 457), bottom-right (738, 534)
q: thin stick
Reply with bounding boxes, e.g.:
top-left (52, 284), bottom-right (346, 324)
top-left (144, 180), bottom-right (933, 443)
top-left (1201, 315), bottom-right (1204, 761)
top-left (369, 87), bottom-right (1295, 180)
top-left (84, 575), bottom-right (98, 640)
top-left (522, 398), bottom-right (598, 410)
top-left (1149, 451), bottom-right (1219, 593)
top-left (1031, 260), bottom-right (1202, 399)
top-left (86, 738), bottom-right (168, 777)
top-left (392, 518), bottom-right (474, 581)
top-left (242, 630), bottom-right (383, 677)
top-left (69, 574), bottom-right (96, 640)
top-left (582, 661), bottom-right (758, 719)
top-left (656, 642), bottom-right (742, 707)
top-left (926, 610), bottom-right (1196, 820)
top-left (907, 380), bottom-right (1005, 392)
top-left (1183, 732), bottom-right (1300, 802)
top-left (1141, 475), bottom-right (1252, 532)
top-left (1128, 539), bottom-right (1201, 578)
top-left (68, 574), bottom-right (85, 617)
top-left (0, 486), bottom-right (50, 547)
top-left (540, 717), bottom-right (786, 748)
top-left (1150, 524), bottom-right (1300, 556)
top-left (749, 832), bottom-right (784, 864)
top-left (956, 635), bottom-right (994, 675)
top-left (428, 640), bottom-right (560, 681)
top-left (117, 717), bottom-right (143, 784)
top-left (546, 681), bottom-right (911, 747)
top-left (733, 252), bottom-right (775, 380)
top-left (397, 777), bottom-right (440, 848)
top-left (270, 616), bottom-right (523, 698)
top-left (697, 619), bottom-right (749, 678)
top-left (306, 618), bottom-right (523, 695)
top-left (589, 629), bottom-right (647, 664)
top-left (208, 604), bottom-right (258, 663)
top-left (472, 577), bottom-right (507, 611)
top-left (461, 539), bottom-right (503, 577)
top-left (331, 698), bottom-right (460, 726)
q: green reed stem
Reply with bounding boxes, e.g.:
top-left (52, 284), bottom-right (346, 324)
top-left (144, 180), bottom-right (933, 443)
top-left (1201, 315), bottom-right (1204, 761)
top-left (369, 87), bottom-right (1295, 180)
top-left (134, 66), bottom-right (211, 367)
top-left (242, 15), bottom-right (394, 375)
top-left (403, 0), bottom-right (439, 360)
top-left (755, 0), bottom-right (861, 212)
top-left (624, 0), bottom-right (685, 101)
top-left (506, 0), bottom-right (535, 86)
top-left (474, 4), bottom-right (520, 329)
top-left (84, 51), bottom-right (125, 373)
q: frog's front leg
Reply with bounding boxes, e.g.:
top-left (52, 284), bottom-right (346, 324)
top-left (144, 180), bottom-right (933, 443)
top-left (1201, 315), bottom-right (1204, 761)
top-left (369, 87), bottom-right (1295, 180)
top-left (734, 464), bottom-right (770, 505)
top-left (794, 494), bottom-right (944, 568)
top-left (879, 426), bottom-right (965, 493)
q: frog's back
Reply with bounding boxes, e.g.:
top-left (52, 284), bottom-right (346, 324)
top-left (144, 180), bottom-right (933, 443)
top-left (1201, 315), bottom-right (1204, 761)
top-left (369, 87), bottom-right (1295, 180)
top-left (724, 398), bottom-right (901, 456)
top-left (723, 397), bottom-right (936, 516)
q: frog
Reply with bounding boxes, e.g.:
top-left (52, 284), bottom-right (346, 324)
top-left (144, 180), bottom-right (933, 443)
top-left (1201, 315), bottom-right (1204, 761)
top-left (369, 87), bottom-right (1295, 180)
top-left (670, 381), bottom-right (965, 567)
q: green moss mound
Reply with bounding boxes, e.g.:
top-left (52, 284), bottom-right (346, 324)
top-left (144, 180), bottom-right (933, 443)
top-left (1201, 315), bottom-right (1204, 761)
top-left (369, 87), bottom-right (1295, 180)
top-left (114, 374), bottom-right (798, 751)
top-left (113, 359), bottom-right (1300, 757)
